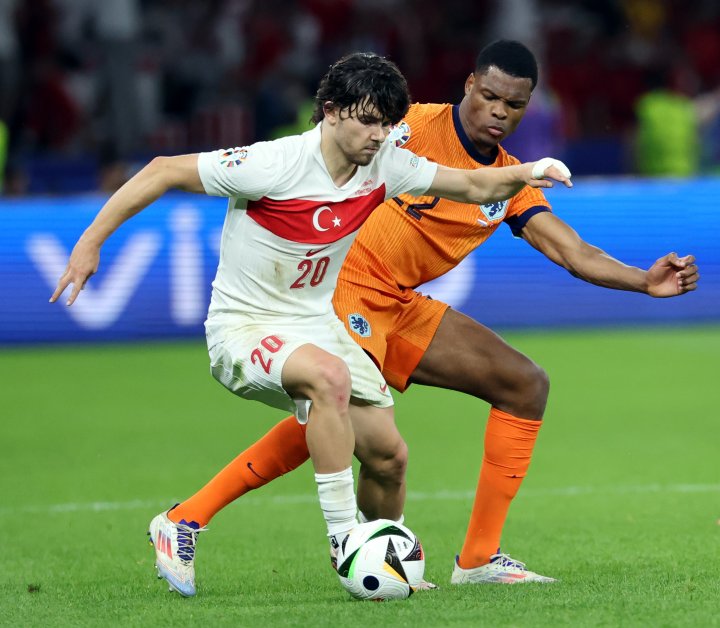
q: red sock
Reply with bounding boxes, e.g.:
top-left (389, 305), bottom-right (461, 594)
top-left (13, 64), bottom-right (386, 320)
top-left (169, 416), bottom-right (309, 527)
top-left (457, 408), bottom-right (542, 568)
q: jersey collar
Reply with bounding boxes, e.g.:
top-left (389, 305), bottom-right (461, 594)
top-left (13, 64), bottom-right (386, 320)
top-left (452, 105), bottom-right (499, 166)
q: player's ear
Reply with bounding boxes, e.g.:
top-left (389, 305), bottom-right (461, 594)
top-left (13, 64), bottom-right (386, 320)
top-left (464, 73), bottom-right (475, 96)
top-left (323, 101), bottom-right (338, 121)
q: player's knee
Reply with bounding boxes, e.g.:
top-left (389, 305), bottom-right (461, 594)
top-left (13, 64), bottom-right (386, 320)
top-left (516, 360), bottom-right (549, 415)
top-left (386, 439), bottom-right (408, 483)
top-left (528, 362), bottom-right (549, 400)
top-left (491, 356), bottom-right (549, 418)
top-left (310, 356), bottom-right (352, 407)
top-left (367, 438), bottom-right (408, 485)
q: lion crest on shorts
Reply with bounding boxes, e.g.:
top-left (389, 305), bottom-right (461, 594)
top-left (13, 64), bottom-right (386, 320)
top-left (479, 199), bottom-right (508, 222)
top-left (348, 313), bottom-right (372, 337)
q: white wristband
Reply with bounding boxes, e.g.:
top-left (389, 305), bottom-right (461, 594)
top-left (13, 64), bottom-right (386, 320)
top-left (532, 157), bottom-right (572, 179)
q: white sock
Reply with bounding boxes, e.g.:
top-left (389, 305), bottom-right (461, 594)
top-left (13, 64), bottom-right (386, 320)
top-left (315, 467), bottom-right (357, 540)
top-left (358, 510), bottom-right (404, 525)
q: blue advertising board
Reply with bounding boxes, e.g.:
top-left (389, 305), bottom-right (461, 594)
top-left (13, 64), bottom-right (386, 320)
top-left (1, 178), bottom-right (718, 345)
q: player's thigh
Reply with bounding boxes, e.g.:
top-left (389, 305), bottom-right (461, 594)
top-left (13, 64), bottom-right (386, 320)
top-left (410, 308), bottom-right (543, 404)
top-left (350, 402), bottom-right (406, 469)
top-left (281, 342), bottom-right (351, 400)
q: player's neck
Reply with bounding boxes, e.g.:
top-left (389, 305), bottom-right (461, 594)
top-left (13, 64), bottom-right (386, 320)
top-left (320, 124), bottom-right (358, 187)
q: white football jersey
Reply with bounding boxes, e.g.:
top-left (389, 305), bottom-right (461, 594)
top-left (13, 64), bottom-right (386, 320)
top-left (198, 123), bottom-right (437, 320)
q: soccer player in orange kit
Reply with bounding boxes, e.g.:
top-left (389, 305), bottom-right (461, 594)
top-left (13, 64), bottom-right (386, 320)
top-left (164, 41), bottom-right (699, 587)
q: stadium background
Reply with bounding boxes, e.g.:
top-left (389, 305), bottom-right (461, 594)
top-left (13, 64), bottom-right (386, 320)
top-left (3, 177), bottom-right (720, 343)
top-left (1, 1), bottom-right (719, 626)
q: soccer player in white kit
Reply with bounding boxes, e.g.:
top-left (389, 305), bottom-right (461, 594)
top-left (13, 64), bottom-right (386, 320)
top-left (51, 52), bottom-right (571, 597)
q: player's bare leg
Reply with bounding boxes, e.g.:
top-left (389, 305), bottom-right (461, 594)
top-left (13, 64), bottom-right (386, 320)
top-left (410, 308), bottom-right (554, 583)
top-left (282, 344), bottom-right (355, 473)
top-left (350, 402), bottom-right (407, 521)
top-left (411, 308), bottom-right (547, 419)
top-left (347, 402), bottom-right (437, 590)
top-left (281, 344), bottom-right (358, 545)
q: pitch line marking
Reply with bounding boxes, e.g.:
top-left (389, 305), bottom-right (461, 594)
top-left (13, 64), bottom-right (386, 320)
top-left (0, 483), bottom-right (718, 516)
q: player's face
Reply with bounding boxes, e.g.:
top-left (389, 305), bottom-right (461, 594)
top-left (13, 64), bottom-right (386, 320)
top-left (460, 66), bottom-right (533, 152)
top-left (332, 102), bottom-right (393, 166)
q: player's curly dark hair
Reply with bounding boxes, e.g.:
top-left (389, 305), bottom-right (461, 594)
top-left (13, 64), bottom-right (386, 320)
top-left (475, 40), bottom-right (538, 90)
top-left (311, 52), bottom-right (410, 125)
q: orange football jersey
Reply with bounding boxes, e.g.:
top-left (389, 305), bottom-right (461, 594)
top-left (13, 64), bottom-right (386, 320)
top-left (338, 103), bottom-right (551, 291)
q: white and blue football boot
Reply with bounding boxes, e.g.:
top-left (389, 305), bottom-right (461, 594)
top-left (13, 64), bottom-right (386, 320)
top-left (148, 509), bottom-right (207, 597)
top-left (451, 552), bottom-right (556, 584)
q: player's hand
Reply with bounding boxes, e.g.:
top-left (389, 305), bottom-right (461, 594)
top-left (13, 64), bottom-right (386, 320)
top-left (646, 252), bottom-right (699, 297)
top-left (49, 239), bottom-right (101, 306)
top-left (527, 157), bottom-right (573, 189)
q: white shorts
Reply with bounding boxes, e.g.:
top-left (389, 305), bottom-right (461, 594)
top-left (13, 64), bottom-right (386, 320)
top-left (205, 313), bottom-right (393, 423)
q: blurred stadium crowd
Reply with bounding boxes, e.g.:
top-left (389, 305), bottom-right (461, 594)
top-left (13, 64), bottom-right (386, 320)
top-left (1, 0), bottom-right (719, 194)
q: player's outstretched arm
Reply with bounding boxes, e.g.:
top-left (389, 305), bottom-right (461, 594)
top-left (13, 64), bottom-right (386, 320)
top-left (426, 157), bottom-right (572, 205)
top-left (50, 154), bottom-right (204, 306)
top-left (521, 211), bottom-right (699, 297)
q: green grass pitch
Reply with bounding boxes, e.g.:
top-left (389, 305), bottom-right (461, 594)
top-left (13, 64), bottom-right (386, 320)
top-left (1, 326), bottom-right (719, 626)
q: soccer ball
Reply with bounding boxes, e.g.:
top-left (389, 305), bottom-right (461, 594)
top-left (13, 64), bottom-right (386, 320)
top-left (336, 519), bottom-right (425, 601)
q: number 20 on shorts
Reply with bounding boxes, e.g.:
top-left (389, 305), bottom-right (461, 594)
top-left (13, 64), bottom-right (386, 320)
top-left (250, 335), bottom-right (284, 374)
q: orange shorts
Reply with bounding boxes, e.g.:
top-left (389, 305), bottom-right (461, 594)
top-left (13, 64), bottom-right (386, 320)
top-left (332, 276), bottom-right (448, 392)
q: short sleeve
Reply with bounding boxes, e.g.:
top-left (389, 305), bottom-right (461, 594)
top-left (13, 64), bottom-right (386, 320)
top-left (381, 145), bottom-right (438, 200)
top-left (497, 149), bottom-right (552, 237)
top-left (197, 141), bottom-right (282, 200)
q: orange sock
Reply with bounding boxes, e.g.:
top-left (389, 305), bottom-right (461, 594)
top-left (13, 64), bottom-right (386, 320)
top-left (457, 408), bottom-right (541, 569)
top-left (168, 416), bottom-right (309, 527)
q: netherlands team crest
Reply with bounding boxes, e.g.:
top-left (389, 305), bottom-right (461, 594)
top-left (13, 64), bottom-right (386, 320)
top-left (348, 313), bottom-right (372, 337)
top-left (479, 200), bottom-right (508, 222)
